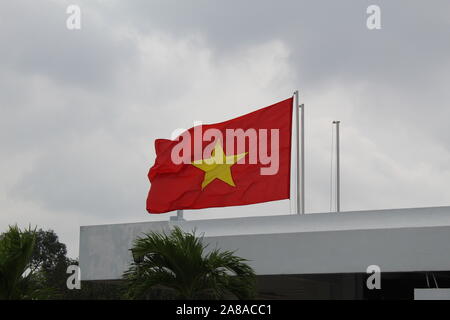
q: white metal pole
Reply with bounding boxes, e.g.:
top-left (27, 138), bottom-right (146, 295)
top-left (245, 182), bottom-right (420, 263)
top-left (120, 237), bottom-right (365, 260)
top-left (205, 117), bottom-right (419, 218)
top-left (333, 121), bottom-right (340, 213)
top-left (300, 103), bottom-right (305, 214)
top-left (294, 91), bottom-right (301, 214)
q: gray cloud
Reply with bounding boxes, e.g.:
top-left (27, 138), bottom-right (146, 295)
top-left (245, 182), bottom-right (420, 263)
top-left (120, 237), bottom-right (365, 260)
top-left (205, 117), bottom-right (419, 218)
top-left (0, 1), bottom-right (136, 88)
top-left (1, 0), bottom-right (450, 257)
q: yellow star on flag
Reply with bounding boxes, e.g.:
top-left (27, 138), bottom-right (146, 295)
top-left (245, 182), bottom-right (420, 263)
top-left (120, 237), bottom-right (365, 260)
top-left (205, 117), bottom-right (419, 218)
top-left (192, 143), bottom-right (247, 189)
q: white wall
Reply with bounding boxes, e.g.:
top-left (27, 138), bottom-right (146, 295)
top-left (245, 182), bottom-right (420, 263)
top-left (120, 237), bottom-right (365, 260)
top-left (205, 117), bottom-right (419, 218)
top-left (79, 206), bottom-right (450, 281)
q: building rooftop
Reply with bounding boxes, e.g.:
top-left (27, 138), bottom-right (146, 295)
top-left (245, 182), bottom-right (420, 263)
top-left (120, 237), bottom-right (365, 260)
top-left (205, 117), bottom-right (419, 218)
top-left (80, 206), bottom-right (450, 280)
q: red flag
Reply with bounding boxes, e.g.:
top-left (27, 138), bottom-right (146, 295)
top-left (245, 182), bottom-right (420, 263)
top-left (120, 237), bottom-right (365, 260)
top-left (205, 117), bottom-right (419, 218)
top-left (147, 97), bottom-right (293, 213)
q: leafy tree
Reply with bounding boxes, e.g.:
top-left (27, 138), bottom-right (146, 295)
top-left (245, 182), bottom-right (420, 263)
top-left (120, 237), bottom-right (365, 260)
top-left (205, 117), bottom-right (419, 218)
top-left (0, 225), bottom-right (36, 300)
top-left (30, 229), bottom-right (67, 274)
top-left (123, 227), bottom-right (256, 300)
top-left (29, 230), bottom-right (122, 299)
top-left (0, 226), bottom-right (123, 300)
top-left (28, 229), bottom-right (70, 298)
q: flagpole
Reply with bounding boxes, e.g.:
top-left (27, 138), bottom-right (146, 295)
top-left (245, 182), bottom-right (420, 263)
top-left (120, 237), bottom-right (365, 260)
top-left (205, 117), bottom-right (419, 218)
top-left (333, 121), bottom-right (340, 213)
top-left (301, 103), bottom-right (305, 214)
top-left (294, 90), bottom-right (301, 215)
top-left (170, 209), bottom-right (184, 221)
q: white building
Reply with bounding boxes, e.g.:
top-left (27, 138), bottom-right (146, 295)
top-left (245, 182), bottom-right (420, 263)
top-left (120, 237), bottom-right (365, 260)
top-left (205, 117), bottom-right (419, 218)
top-left (79, 206), bottom-right (450, 299)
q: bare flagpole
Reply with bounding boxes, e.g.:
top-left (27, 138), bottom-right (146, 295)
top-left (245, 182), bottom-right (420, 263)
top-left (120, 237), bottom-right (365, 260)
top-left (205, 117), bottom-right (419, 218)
top-left (294, 91), bottom-right (304, 214)
top-left (300, 102), bottom-right (305, 214)
top-left (333, 120), bottom-right (340, 213)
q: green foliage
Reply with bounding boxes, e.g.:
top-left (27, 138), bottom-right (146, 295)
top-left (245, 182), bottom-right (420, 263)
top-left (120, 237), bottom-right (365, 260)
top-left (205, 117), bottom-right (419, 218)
top-left (0, 225), bottom-right (36, 300)
top-left (28, 230), bottom-right (123, 299)
top-left (0, 226), bottom-right (124, 300)
top-left (28, 229), bottom-right (71, 299)
top-left (123, 227), bottom-right (256, 300)
top-left (30, 229), bottom-right (67, 274)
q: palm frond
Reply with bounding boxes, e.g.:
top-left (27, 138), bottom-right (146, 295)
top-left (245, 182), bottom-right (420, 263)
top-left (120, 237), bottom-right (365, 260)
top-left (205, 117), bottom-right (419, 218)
top-left (123, 226), bottom-right (256, 300)
top-left (0, 225), bottom-right (36, 299)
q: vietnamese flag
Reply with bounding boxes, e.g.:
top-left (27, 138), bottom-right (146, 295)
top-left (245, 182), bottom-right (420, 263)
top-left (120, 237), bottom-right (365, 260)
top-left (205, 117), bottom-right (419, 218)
top-left (147, 97), bottom-right (293, 213)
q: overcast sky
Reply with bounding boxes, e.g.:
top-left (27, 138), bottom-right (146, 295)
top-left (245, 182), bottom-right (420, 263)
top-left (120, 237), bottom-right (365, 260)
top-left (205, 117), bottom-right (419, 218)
top-left (1, 0), bottom-right (450, 257)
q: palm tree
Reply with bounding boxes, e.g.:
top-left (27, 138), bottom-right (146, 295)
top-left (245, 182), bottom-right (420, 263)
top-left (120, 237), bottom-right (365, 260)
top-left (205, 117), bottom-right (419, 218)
top-left (123, 227), bottom-right (256, 300)
top-left (0, 225), bottom-right (36, 300)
